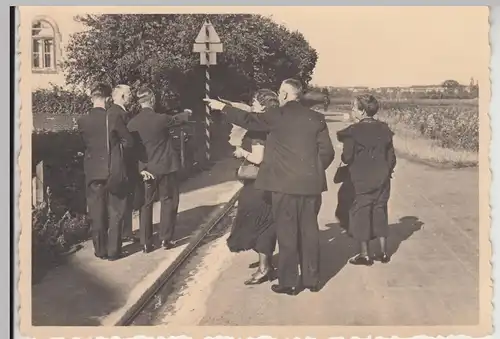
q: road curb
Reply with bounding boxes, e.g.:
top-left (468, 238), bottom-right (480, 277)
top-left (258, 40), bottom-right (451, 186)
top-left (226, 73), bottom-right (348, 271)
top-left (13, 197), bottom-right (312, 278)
top-left (109, 187), bottom-right (241, 326)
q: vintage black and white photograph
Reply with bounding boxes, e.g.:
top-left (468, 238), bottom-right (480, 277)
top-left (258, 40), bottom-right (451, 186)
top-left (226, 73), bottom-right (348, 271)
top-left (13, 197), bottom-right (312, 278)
top-left (18, 5), bottom-right (491, 338)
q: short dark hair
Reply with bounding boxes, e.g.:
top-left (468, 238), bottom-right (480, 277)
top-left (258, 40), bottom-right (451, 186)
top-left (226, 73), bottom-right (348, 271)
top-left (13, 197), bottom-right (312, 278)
top-left (136, 86), bottom-right (155, 104)
top-left (354, 94), bottom-right (380, 116)
top-left (253, 89), bottom-right (279, 110)
top-left (282, 78), bottom-right (303, 95)
top-left (90, 82), bottom-right (112, 99)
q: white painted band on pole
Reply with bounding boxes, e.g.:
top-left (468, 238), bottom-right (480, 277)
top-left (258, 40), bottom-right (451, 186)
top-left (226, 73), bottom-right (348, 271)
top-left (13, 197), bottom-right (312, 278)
top-left (205, 67), bottom-right (211, 161)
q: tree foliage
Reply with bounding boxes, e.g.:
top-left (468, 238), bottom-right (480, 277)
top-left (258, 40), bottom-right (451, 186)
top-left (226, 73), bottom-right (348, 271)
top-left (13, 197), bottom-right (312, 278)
top-left (64, 14), bottom-right (318, 110)
top-left (442, 80), bottom-right (460, 88)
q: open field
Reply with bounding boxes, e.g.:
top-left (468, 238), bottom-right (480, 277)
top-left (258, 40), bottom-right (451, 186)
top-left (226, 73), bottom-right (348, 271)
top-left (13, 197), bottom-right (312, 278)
top-left (378, 102), bottom-right (479, 167)
top-left (380, 117), bottom-right (478, 168)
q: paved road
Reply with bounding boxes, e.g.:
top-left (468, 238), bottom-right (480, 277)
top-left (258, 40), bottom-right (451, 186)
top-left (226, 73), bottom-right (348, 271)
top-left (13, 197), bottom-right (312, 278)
top-left (155, 113), bottom-right (480, 327)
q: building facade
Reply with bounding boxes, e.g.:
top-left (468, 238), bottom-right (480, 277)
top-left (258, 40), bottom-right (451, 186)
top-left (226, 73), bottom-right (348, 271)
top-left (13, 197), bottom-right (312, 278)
top-left (27, 9), bottom-right (85, 90)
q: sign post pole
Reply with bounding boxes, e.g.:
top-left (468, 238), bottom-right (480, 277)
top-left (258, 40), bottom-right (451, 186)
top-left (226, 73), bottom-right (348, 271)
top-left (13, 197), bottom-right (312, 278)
top-left (193, 20), bottom-right (223, 163)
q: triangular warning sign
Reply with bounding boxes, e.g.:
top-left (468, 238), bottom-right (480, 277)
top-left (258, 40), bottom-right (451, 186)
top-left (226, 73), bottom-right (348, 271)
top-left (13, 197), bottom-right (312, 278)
top-left (206, 24), bottom-right (221, 43)
top-left (194, 21), bottom-right (221, 44)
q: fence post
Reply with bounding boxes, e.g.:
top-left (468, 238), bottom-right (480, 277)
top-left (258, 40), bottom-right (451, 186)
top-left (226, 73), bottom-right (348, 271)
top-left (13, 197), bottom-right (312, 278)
top-left (32, 160), bottom-right (45, 207)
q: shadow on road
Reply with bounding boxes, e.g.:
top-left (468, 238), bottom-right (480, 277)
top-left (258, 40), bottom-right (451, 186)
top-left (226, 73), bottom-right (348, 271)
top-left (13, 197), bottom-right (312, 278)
top-left (318, 216), bottom-right (424, 289)
top-left (32, 261), bottom-right (126, 326)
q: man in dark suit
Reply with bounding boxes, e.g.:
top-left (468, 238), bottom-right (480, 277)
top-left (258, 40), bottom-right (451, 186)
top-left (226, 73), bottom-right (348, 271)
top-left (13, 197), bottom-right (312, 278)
top-left (78, 83), bottom-right (134, 261)
top-left (205, 79), bottom-right (335, 295)
top-left (108, 84), bottom-right (139, 244)
top-left (127, 86), bottom-right (189, 253)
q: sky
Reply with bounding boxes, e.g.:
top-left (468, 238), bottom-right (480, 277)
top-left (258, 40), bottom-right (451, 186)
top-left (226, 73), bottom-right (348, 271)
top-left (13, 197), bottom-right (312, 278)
top-left (259, 6), bottom-right (490, 87)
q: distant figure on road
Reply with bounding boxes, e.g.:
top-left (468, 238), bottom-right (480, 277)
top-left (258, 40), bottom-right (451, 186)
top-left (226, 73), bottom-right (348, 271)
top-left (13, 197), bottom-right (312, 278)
top-left (225, 89), bottom-right (280, 286)
top-left (108, 84), bottom-right (140, 244)
top-left (337, 94), bottom-right (397, 266)
top-left (127, 86), bottom-right (189, 254)
top-left (78, 82), bottom-right (134, 261)
top-left (205, 79), bottom-right (335, 296)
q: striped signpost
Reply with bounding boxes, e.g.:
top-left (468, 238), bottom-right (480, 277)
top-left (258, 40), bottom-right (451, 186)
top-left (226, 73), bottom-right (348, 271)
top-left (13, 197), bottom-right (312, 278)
top-left (193, 20), bottom-right (223, 162)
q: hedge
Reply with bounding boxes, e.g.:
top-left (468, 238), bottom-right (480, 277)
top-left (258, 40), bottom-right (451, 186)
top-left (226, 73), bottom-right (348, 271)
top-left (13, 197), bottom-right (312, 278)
top-left (32, 85), bottom-right (92, 117)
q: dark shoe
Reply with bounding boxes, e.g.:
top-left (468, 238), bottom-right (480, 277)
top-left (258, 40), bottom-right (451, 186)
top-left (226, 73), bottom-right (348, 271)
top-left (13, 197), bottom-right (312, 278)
top-left (249, 261), bottom-right (259, 269)
top-left (143, 244), bottom-right (154, 253)
top-left (244, 269), bottom-right (271, 285)
top-left (162, 240), bottom-right (175, 249)
top-left (95, 253), bottom-right (108, 260)
top-left (373, 252), bottom-right (390, 263)
top-left (304, 284), bottom-right (321, 293)
top-left (123, 236), bottom-right (139, 243)
top-left (271, 284), bottom-right (298, 295)
top-left (349, 254), bottom-right (373, 266)
top-left (249, 261), bottom-right (274, 270)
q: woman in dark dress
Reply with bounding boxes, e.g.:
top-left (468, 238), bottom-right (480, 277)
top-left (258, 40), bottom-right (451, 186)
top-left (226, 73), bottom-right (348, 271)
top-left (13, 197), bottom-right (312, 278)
top-left (226, 89), bottom-right (280, 285)
top-left (333, 161), bottom-right (354, 233)
top-left (337, 94), bottom-right (397, 266)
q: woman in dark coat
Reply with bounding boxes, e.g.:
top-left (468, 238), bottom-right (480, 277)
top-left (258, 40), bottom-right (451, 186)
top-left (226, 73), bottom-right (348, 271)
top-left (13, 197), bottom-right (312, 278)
top-left (226, 89), bottom-right (279, 285)
top-left (337, 94), bottom-right (397, 266)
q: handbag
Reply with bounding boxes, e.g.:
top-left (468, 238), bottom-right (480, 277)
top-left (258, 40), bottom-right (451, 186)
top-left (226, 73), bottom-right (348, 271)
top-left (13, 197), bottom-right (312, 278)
top-left (237, 159), bottom-right (259, 180)
top-left (105, 112), bottom-right (128, 195)
top-left (333, 162), bottom-right (350, 184)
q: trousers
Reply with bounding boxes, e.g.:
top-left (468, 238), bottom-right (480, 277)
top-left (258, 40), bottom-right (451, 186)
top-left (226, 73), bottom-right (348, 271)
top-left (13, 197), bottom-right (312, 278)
top-left (140, 172), bottom-right (180, 245)
top-left (122, 191), bottom-right (134, 238)
top-left (86, 180), bottom-right (127, 257)
top-left (271, 192), bottom-right (322, 288)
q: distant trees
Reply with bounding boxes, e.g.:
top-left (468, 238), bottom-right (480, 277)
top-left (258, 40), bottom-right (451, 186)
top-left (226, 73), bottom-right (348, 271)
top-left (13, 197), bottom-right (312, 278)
top-left (442, 79), bottom-right (461, 89)
top-left (310, 79), bottom-right (478, 101)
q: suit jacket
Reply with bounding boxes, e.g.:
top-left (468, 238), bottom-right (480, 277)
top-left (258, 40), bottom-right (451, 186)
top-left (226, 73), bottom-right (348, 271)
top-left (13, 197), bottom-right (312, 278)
top-left (337, 118), bottom-right (396, 195)
top-left (107, 103), bottom-right (138, 185)
top-left (222, 101), bottom-right (335, 195)
top-left (77, 107), bottom-right (134, 184)
top-left (108, 103), bottom-right (131, 124)
top-left (127, 107), bottom-right (181, 177)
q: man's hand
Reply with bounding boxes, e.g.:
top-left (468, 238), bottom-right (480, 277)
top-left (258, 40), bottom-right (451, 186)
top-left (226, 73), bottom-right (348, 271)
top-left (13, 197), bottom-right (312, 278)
top-left (203, 98), bottom-right (226, 111)
top-left (233, 147), bottom-right (247, 159)
top-left (140, 170), bottom-right (155, 181)
top-left (173, 109), bottom-right (192, 122)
